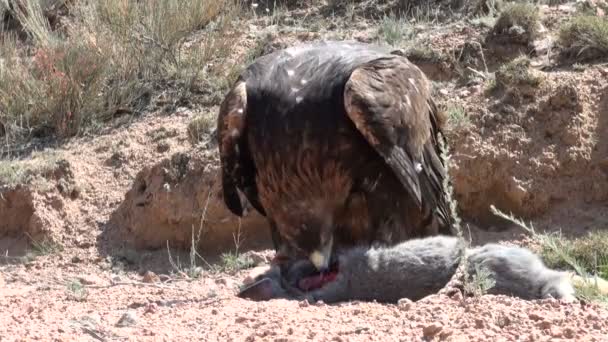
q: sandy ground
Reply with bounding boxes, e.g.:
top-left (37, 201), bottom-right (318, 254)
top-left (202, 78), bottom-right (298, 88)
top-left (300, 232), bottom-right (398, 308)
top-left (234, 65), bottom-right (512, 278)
top-left (2, 264), bottom-right (608, 342)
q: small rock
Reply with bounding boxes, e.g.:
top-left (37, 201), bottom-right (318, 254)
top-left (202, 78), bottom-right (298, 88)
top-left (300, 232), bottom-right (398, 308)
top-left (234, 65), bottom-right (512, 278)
top-left (449, 289), bottom-right (463, 302)
top-left (235, 316), bottom-right (248, 324)
top-left (142, 271), bottom-right (160, 283)
top-left (563, 327), bottom-right (575, 338)
top-left (422, 323), bottom-right (443, 338)
top-left (475, 318), bottom-right (485, 329)
top-left (143, 303), bottom-right (158, 315)
top-left (538, 320), bottom-right (552, 330)
top-left (156, 142), bottom-right (171, 153)
top-left (458, 89), bottom-right (470, 98)
top-left (211, 309), bottom-right (218, 315)
top-left (439, 328), bottom-right (454, 339)
top-left (77, 275), bottom-right (105, 286)
top-left (398, 298), bottom-right (413, 310)
top-left (71, 256), bottom-right (83, 264)
top-left (586, 313), bottom-right (599, 321)
top-left (299, 300), bottom-right (310, 308)
top-left (528, 312), bottom-right (543, 321)
top-left (116, 310), bottom-right (137, 327)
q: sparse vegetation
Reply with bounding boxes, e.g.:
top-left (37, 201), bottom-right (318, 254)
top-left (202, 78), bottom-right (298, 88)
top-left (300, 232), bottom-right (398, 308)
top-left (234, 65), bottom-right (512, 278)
top-left (490, 2), bottom-right (541, 44)
top-left (493, 56), bottom-right (543, 98)
top-left (377, 12), bottom-right (413, 46)
top-left (28, 233), bottom-right (64, 256)
top-left (65, 278), bottom-right (89, 302)
top-left (0, 0), bottom-right (240, 144)
top-left (538, 230), bottom-right (608, 280)
top-left (491, 206), bottom-right (608, 305)
top-left (219, 251), bottom-right (256, 272)
top-left (464, 263), bottom-right (497, 297)
top-left (187, 111), bottom-right (215, 145)
top-left (438, 133), bottom-right (495, 303)
top-left (0, 150), bottom-right (61, 186)
top-left (445, 104), bottom-right (471, 129)
top-left (405, 46), bottom-right (445, 63)
top-left (558, 15), bottom-right (608, 62)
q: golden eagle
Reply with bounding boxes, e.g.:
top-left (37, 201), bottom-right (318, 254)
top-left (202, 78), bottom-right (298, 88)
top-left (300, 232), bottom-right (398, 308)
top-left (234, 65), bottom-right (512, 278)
top-left (217, 41), bottom-right (454, 271)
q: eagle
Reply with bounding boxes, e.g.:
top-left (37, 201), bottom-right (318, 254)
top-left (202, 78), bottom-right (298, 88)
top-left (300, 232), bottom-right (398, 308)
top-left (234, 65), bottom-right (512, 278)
top-left (216, 41), bottom-right (454, 272)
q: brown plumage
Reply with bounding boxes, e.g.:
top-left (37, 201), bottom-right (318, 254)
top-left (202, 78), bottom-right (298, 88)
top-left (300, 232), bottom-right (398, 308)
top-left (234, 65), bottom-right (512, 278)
top-left (216, 41), bottom-right (454, 271)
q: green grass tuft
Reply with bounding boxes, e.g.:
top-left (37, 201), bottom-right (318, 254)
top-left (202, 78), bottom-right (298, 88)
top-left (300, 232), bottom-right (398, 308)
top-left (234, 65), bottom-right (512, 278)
top-left (491, 206), bottom-right (608, 305)
top-left (558, 15), bottom-right (608, 62)
top-left (490, 2), bottom-right (541, 44)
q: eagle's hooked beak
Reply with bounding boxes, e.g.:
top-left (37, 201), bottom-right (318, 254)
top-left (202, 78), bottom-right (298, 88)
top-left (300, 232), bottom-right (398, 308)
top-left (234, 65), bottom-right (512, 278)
top-left (309, 235), bottom-right (333, 272)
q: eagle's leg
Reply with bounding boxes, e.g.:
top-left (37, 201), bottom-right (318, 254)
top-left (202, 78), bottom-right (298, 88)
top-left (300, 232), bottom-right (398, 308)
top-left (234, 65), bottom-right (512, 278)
top-left (269, 220), bottom-right (283, 252)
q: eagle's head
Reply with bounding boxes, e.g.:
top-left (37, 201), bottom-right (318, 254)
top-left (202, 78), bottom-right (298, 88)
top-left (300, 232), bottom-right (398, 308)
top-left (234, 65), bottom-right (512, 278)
top-left (273, 200), bottom-right (337, 272)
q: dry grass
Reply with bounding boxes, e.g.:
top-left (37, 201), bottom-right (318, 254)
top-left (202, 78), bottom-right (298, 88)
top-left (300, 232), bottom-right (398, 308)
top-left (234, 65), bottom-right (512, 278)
top-left (0, 149), bottom-right (61, 187)
top-left (490, 2), bottom-right (541, 44)
top-left (493, 56), bottom-right (543, 97)
top-left (491, 206), bottom-right (608, 305)
top-left (187, 111), bottom-right (215, 146)
top-left (0, 0), bottom-right (241, 144)
top-left (377, 12), bottom-right (413, 46)
top-left (558, 15), bottom-right (608, 62)
top-left (445, 104), bottom-right (471, 129)
top-left (538, 230), bottom-right (608, 280)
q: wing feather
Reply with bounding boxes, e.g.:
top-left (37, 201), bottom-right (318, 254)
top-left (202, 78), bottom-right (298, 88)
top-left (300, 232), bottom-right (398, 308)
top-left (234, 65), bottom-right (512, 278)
top-left (343, 56), bottom-right (446, 214)
top-left (216, 79), bottom-right (266, 217)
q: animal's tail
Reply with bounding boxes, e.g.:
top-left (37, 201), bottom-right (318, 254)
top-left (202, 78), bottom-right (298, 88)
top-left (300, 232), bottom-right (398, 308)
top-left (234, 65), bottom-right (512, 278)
top-left (569, 272), bottom-right (608, 295)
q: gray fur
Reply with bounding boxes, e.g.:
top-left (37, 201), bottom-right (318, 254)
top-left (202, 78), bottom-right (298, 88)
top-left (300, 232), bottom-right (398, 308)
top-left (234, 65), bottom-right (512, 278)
top-left (465, 243), bottom-right (575, 301)
top-left (243, 236), bottom-right (576, 304)
top-left (305, 235), bottom-right (464, 303)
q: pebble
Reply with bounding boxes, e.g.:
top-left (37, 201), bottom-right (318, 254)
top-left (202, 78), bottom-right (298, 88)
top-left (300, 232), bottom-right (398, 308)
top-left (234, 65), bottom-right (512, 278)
top-left (538, 320), bottom-right (552, 330)
top-left (142, 271), bottom-right (160, 283)
top-left (77, 274), bottom-right (105, 286)
top-left (563, 327), bottom-right (575, 338)
top-left (116, 310), bottom-right (137, 327)
top-left (143, 303), bottom-right (158, 315)
top-left (528, 312), bottom-right (543, 321)
top-left (422, 323), bottom-right (443, 338)
top-left (398, 298), bottom-right (413, 311)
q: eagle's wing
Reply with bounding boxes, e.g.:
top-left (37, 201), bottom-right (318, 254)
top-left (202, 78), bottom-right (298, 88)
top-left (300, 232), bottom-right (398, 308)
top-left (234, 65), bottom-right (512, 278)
top-left (216, 79), bottom-right (266, 217)
top-left (343, 55), bottom-right (449, 221)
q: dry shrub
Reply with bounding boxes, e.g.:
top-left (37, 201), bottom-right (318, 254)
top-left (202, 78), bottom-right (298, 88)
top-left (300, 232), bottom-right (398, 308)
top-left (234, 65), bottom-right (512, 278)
top-left (539, 230), bottom-right (608, 280)
top-left (187, 112), bottom-right (215, 146)
top-left (558, 15), bottom-right (608, 62)
top-left (493, 56), bottom-right (543, 101)
top-left (0, 0), bottom-right (241, 143)
top-left (489, 2), bottom-right (541, 45)
top-left (0, 32), bottom-right (108, 140)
